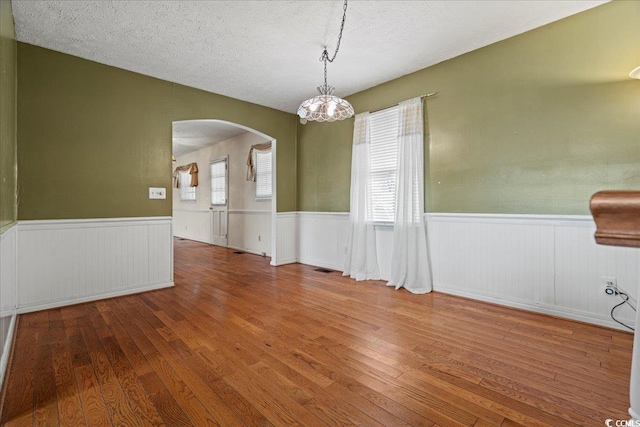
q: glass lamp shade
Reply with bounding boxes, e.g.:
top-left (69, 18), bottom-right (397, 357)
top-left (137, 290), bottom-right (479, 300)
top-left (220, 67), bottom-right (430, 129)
top-left (298, 85), bottom-right (354, 123)
top-left (631, 66), bottom-right (640, 79)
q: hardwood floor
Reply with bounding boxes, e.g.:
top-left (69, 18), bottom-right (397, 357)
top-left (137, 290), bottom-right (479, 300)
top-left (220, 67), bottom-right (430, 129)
top-left (1, 237), bottom-right (633, 426)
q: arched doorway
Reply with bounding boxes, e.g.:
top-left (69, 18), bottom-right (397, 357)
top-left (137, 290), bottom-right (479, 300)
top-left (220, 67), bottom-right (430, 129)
top-left (171, 119), bottom-right (277, 262)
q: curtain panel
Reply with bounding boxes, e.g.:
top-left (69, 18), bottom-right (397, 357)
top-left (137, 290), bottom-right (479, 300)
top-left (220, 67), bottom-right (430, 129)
top-left (387, 97), bottom-right (432, 294)
top-left (246, 142), bottom-right (272, 181)
top-left (173, 163), bottom-right (199, 188)
top-left (343, 112), bottom-right (381, 281)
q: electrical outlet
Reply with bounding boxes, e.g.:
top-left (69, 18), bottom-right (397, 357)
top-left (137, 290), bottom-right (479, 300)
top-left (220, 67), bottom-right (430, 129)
top-left (344, 246), bottom-right (348, 254)
top-left (603, 276), bottom-right (617, 289)
top-left (603, 276), bottom-right (618, 296)
top-left (258, 235), bottom-right (261, 242)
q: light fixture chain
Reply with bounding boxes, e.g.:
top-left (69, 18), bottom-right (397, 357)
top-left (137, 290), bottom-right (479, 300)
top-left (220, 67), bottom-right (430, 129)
top-left (320, 0), bottom-right (348, 64)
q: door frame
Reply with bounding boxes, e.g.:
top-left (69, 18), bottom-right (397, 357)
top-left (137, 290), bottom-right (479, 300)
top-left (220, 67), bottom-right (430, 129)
top-left (210, 155), bottom-right (229, 247)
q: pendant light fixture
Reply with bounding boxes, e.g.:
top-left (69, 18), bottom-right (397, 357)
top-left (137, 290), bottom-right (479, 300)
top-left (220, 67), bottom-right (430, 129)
top-left (298, 0), bottom-right (354, 124)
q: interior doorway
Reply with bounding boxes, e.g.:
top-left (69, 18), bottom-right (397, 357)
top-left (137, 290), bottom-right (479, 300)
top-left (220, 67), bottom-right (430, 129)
top-left (171, 120), bottom-right (276, 259)
top-left (209, 156), bottom-right (228, 247)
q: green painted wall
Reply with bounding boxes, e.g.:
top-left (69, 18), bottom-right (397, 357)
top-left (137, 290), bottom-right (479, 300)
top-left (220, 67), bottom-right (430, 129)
top-left (0, 0), bottom-right (16, 230)
top-left (17, 43), bottom-right (297, 219)
top-left (297, 1), bottom-right (640, 215)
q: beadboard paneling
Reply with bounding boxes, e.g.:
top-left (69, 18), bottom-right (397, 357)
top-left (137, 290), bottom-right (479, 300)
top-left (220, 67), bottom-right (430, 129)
top-left (0, 224), bottom-right (17, 389)
top-left (0, 225), bottom-right (17, 317)
top-left (273, 212), bottom-right (297, 266)
top-left (298, 212), bottom-right (349, 271)
top-left (554, 223), bottom-right (638, 325)
top-left (17, 217), bottom-right (173, 313)
top-left (428, 216), bottom-right (556, 305)
top-left (228, 210), bottom-right (271, 256)
top-left (172, 208), bottom-right (211, 244)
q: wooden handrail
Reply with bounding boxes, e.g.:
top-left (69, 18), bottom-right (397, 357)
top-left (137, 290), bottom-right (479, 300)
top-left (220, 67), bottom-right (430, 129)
top-left (590, 190), bottom-right (640, 248)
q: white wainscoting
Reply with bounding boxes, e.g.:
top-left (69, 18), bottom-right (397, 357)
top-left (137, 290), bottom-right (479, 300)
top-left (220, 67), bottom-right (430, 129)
top-left (273, 212), bottom-right (297, 266)
top-left (17, 217), bottom-right (173, 313)
top-left (295, 211), bottom-right (639, 330)
top-left (228, 210), bottom-right (271, 256)
top-left (172, 208), bottom-right (211, 244)
top-left (173, 209), bottom-right (273, 256)
top-left (0, 224), bottom-right (17, 389)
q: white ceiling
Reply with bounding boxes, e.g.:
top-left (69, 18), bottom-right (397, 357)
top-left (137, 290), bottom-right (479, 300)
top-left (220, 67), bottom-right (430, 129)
top-left (12, 0), bottom-right (608, 114)
top-left (173, 120), bottom-right (248, 157)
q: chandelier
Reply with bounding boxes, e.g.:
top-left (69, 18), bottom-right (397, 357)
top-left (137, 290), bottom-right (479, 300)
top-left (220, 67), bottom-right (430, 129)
top-left (298, 0), bottom-right (354, 124)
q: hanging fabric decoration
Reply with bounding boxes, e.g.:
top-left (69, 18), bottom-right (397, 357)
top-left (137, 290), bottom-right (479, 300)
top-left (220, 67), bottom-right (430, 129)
top-left (246, 142), bottom-right (272, 181)
top-left (173, 162), bottom-right (199, 188)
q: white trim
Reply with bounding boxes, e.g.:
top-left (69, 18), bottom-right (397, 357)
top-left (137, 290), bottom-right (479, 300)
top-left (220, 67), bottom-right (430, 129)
top-left (18, 216), bottom-right (173, 230)
top-left (296, 211), bottom-right (348, 219)
top-left (425, 212), bottom-right (594, 227)
top-left (228, 210), bottom-right (271, 215)
top-left (172, 208), bottom-right (210, 213)
top-left (0, 314), bottom-right (17, 389)
top-left (0, 221), bottom-right (17, 236)
top-left (297, 258), bottom-right (337, 271)
top-left (276, 212), bottom-right (297, 219)
top-left (433, 286), bottom-right (630, 331)
top-left (174, 235), bottom-right (210, 245)
top-left (16, 281), bottom-right (174, 314)
top-left (226, 245), bottom-right (269, 257)
top-left (272, 257), bottom-right (297, 266)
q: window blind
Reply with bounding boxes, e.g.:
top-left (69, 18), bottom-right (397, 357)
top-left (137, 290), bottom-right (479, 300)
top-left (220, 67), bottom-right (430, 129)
top-left (369, 106), bottom-right (399, 222)
top-left (210, 159), bottom-right (227, 205)
top-left (179, 171), bottom-right (196, 201)
top-left (255, 150), bottom-right (272, 199)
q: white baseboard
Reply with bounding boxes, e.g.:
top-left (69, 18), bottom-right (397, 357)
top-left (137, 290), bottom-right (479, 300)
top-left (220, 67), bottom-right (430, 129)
top-left (434, 286), bottom-right (631, 331)
top-left (271, 257), bottom-right (297, 267)
top-left (297, 257), bottom-right (341, 272)
top-left (16, 281), bottom-right (174, 314)
top-left (226, 245), bottom-right (268, 258)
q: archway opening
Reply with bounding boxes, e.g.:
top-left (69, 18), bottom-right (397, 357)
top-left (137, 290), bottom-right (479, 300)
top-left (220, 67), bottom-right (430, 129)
top-left (171, 119), bottom-right (277, 261)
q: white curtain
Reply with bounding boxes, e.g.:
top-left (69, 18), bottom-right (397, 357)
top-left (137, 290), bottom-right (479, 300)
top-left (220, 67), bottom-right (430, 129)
top-left (387, 97), bottom-right (432, 294)
top-left (343, 112), bottom-right (381, 281)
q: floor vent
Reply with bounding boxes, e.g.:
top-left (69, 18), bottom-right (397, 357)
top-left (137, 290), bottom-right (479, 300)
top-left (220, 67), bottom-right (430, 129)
top-left (178, 238), bottom-right (186, 241)
top-left (234, 251), bottom-right (244, 254)
top-left (314, 268), bottom-right (333, 273)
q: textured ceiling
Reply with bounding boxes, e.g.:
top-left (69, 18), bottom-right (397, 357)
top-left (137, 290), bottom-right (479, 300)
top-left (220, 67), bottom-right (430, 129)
top-left (172, 120), bottom-right (248, 157)
top-left (13, 0), bottom-right (608, 114)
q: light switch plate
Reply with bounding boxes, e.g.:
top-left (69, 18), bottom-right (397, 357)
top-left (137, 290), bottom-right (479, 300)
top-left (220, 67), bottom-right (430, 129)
top-left (149, 187), bottom-right (166, 199)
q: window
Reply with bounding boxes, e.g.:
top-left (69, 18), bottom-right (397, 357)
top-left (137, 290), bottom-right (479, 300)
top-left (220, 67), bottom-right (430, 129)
top-left (179, 171), bottom-right (196, 201)
top-left (369, 106), bottom-right (399, 222)
top-left (255, 150), bottom-right (272, 199)
top-left (210, 158), bottom-right (227, 205)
